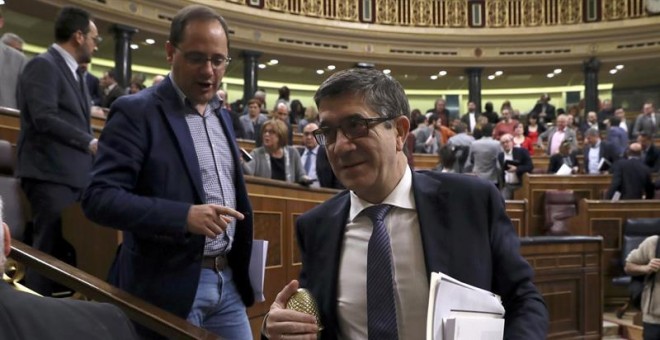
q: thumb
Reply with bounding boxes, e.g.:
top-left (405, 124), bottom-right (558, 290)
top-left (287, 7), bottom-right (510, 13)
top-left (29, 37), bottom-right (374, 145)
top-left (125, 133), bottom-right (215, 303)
top-left (273, 280), bottom-right (300, 309)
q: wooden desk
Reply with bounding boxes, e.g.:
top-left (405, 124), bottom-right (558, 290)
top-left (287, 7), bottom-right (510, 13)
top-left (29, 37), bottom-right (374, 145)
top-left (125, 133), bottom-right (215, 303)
top-left (567, 199), bottom-right (660, 306)
top-left (515, 174), bottom-right (612, 235)
top-left (412, 153), bottom-right (438, 170)
top-left (531, 154), bottom-right (584, 174)
top-left (521, 236), bottom-right (602, 339)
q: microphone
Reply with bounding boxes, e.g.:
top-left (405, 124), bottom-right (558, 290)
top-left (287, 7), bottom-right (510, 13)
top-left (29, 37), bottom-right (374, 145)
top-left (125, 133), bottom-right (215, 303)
top-left (286, 288), bottom-right (324, 331)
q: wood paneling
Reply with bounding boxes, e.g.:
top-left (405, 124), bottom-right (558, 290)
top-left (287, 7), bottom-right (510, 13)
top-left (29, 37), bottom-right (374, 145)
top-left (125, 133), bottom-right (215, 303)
top-left (567, 199), bottom-right (660, 306)
top-left (412, 153), bottom-right (439, 170)
top-left (521, 237), bottom-right (603, 339)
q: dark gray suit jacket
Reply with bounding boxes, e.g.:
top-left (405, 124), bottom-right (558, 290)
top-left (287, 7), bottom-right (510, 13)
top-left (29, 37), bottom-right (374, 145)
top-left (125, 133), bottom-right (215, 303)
top-left (0, 282), bottom-right (138, 339)
top-left (16, 46), bottom-right (94, 189)
top-left (296, 171), bottom-right (548, 339)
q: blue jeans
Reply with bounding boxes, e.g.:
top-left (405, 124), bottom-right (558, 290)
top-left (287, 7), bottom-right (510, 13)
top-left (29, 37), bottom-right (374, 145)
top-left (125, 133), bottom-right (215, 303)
top-left (187, 267), bottom-right (251, 339)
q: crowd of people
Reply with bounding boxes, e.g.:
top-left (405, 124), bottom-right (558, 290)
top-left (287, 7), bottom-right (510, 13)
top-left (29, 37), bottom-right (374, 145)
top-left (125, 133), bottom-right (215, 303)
top-left (0, 3), bottom-right (659, 339)
top-left (408, 94), bottom-right (659, 199)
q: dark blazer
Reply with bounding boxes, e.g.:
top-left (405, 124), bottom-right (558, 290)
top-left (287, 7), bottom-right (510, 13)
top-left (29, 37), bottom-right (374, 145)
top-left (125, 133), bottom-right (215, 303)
top-left (497, 147), bottom-right (533, 185)
top-left (582, 140), bottom-right (620, 173)
top-left (298, 147), bottom-right (343, 189)
top-left (16, 46), bottom-right (94, 189)
top-left (460, 112), bottom-right (481, 132)
top-left (296, 171), bottom-right (548, 339)
top-left (0, 282), bottom-right (138, 339)
top-left (644, 144), bottom-right (660, 172)
top-left (101, 84), bottom-right (124, 108)
top-left (82, 77), bottom-right (254, 319)
top-left (548, 151), bottom-right (579, 173)
top-left (85, 72), bottom-right (102, 106)
top-left (530, 103), bottom-right (556, 124)
top-left (606, 158), bottom-right (655, 199)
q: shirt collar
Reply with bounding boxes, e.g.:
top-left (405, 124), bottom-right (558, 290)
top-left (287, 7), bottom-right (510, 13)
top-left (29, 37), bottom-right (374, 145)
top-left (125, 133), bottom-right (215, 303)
top-left (51, 43), bottom-right (79, 80)
top-left (169, 74), bottom-right (221, 113)
top-left (306, 145), bottom-right (320, 154)
top-left (348, 166), bottom-right (415, 221)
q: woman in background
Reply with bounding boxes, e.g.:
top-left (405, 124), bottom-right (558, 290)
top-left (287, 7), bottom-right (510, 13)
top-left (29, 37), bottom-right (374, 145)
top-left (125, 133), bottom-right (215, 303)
top-left (513, 122), bottom-right (534, 155)
top-left (243, 119), bottom-right (310, 184)
top-left (524, 113), bottom-right (545, 145)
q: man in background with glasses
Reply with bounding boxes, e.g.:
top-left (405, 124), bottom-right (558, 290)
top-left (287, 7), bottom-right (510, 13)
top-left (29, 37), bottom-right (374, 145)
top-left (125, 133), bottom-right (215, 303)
top-left (16, 6), bottom-right (99, 297)
top-left (264, 68), bottom-right (547, 339)
top-left (83, 5), bottom-right (254, 339)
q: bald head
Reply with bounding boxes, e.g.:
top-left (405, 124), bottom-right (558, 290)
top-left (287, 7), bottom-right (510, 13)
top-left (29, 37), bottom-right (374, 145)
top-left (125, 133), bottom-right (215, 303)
top-left (628, 143), bottom-right (642, 157)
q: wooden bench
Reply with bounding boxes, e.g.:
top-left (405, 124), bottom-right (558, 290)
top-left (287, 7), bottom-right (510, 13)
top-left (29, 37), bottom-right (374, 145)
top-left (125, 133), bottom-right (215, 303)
top-left (515, 174), bottom-right (613, 235)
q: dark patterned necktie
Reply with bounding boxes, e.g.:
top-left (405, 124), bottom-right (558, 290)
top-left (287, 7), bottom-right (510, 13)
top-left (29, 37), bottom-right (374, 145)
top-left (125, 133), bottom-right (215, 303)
top-left (364, 204), bottom-right (398, 340)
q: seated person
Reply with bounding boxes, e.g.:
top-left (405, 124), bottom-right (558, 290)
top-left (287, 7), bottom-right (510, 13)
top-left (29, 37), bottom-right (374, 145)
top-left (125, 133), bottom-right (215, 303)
top-left (433, 144), bottom-right (457, 173)
top-left (243, 119), bottom-right (309, 184)
top-left (548, 140), bottom-right (579, 174)
top-left (0, 197), bottom-right (138, 339)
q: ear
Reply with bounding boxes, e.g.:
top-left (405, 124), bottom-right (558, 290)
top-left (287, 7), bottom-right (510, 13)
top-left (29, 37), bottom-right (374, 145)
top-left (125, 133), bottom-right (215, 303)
top-left (394, 116), bottom-right (410, 151)
top-left (3, 223), bottom-right (11, 257)
top-left (165, 41), bottom-right (175, 64)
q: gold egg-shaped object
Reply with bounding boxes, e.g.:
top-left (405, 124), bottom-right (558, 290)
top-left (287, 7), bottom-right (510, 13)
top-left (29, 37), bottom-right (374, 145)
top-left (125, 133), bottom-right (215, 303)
top-left (286, 288), bottom-right (324, 331)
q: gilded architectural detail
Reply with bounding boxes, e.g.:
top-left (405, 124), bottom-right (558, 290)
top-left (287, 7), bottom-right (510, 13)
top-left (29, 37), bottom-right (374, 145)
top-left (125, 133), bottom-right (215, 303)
top-left (486, 0), bottom-right (507, 27)
top-left (409, 0), bottom-right (430, 26)
top-left (301, 0), bottom-right (325, 16)
top-left (377, 0), bottom-right (400, 24)
top-left (266, 0), bottom-right (289, 11)
top-left (603, 0), bottom-right (627, 20)
top-left (559, 0), bottom-right (581, 24)
top-left (446, 0), bottom-right (467, 27)
top-left (522, 0), bottom-right (544, 26)
top-left (336, 0), bottom-right (359, 20)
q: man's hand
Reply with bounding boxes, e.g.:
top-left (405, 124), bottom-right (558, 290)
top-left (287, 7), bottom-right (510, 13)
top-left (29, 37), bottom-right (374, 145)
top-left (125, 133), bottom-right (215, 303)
top-left (507, 165), bottom-right (517, 173)
top-left (646, 258), bottom-right (660, 274)
top-left (186, 204), bottom-right (244, 238)
top-left (265, 280), bottom-right (319, 339)
top-left (89, 138), bottom-right (98, 155)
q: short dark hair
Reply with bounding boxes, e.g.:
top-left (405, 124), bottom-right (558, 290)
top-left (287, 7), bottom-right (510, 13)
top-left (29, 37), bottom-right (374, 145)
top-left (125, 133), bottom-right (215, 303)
top-left (54, 6), bottom-right (92, 43)
top-left (169, 5), bottom-right (230, 51)
top-left (278, 86), bottom-right (290, 100)
top-left (454, 122), bottom-right (467, 134)
top-left (609, 116), bottom-right (621, 126)
top-left (481, 123), bottom-right (494, 136)
top-left (314, 68), bottom-right (410, 123)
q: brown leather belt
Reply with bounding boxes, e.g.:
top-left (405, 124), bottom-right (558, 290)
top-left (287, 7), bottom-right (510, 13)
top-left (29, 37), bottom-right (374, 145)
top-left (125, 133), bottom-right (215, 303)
top-left (201, 254), bottom-right (228, 272)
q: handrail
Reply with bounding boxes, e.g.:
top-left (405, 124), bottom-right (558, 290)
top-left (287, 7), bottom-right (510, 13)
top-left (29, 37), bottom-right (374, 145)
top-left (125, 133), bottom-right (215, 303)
top-left (8, 240), bottom-right (219, 340)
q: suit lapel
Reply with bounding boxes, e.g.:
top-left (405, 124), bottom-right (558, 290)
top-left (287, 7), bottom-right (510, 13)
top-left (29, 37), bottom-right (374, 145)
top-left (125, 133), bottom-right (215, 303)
top-left (49, 47), bottom-right (88, 114)
top-left (157, 78), bottom-right (205, 202)
top-left (412, 172), bottom-right (451, 280)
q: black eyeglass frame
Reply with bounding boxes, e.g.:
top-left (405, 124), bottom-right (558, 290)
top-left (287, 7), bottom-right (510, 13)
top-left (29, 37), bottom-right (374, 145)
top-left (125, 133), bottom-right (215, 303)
top-left (312, 115), bottom-right (398, 146)
top-left (174, 46), bottom-right (232, 69)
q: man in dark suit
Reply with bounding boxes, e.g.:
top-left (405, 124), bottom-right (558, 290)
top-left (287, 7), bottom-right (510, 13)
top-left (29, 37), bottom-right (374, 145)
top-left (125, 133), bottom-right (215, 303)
top-left (16, 6), bottom-right (100, 296)
top-left (606, 143), bottom-right (655, 199)
top-left (497, 134), bottom-right (533, 199)
top-left (460, 100), bottom-right (480, 133)
top-left (639, 132), bottom-right (660, 172)
top-left (529, 93), bottom-right (556, 126)
top-left (100, 69), bottom-right (125, 108)
top-left (82, 5), bottom-right (254, 339)
top-left (80, 63), bottom-right (102, 106)
top-left (0, 199), bottom-right (138, 340)
top-left (583, 128), bottom-right (619, 174)
top-left (300, 122), bottom-right (343, 189)
top-left (264, 68), bottom-right (548, 339)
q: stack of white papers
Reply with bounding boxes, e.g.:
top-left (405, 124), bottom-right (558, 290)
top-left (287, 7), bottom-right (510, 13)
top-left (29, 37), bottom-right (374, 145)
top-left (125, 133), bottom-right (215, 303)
top-left (555, 163), bottom-right (572, 175)
top-left (426, 272), bottom-right (505, 340)
top-left (249, 239), bottom-right (269, 302)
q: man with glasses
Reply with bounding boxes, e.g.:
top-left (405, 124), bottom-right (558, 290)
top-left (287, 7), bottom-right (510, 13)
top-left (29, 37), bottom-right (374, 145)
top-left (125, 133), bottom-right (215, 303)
top-left (16, 6), bottom-right (100, 296)
top-left (264, 68), bottom-right (548, 339)
top-left (299, 122), bottom-right (342, 189)
top-left (83, 5), bottom-right (254, 339)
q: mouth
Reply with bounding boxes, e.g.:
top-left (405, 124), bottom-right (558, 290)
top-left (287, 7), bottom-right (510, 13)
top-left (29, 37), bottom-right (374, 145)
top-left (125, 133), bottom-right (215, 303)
top-left (197, 81), bottom-right (214, 91)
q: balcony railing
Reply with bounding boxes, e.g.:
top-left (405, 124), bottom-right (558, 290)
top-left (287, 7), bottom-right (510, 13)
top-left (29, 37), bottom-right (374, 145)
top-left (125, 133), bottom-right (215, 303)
top-left (227, 0), bottom-right (649, 27)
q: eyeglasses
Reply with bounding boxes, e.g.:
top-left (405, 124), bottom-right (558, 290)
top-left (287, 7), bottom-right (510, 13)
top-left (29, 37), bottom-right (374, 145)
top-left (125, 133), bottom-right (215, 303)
top-left (313, 115), bottom-right (397, 146)
top-left (175, 47), bottom-right (231, 69)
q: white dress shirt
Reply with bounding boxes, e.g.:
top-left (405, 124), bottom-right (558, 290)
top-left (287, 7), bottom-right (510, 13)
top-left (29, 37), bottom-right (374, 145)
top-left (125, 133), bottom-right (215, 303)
top-left (503, 151), bottom-right (519, 184)
top-left (301, 145), bottom-right (320, 188)
top-left (337, 167), bottom-right (428, 340)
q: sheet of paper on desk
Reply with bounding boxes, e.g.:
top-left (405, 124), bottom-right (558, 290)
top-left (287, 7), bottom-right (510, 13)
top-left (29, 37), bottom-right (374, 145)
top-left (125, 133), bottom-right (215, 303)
top-left (556, 163), bottom-right (573, 175)
top-left (249, 239), bottom-right (269, 302)
top-left (426, 272), bottom-right (505, 340)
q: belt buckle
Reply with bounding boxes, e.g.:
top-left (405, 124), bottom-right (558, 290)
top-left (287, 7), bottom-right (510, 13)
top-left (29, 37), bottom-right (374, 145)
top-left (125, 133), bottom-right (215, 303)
top-left (214, 255), bottom-right (226, 272)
